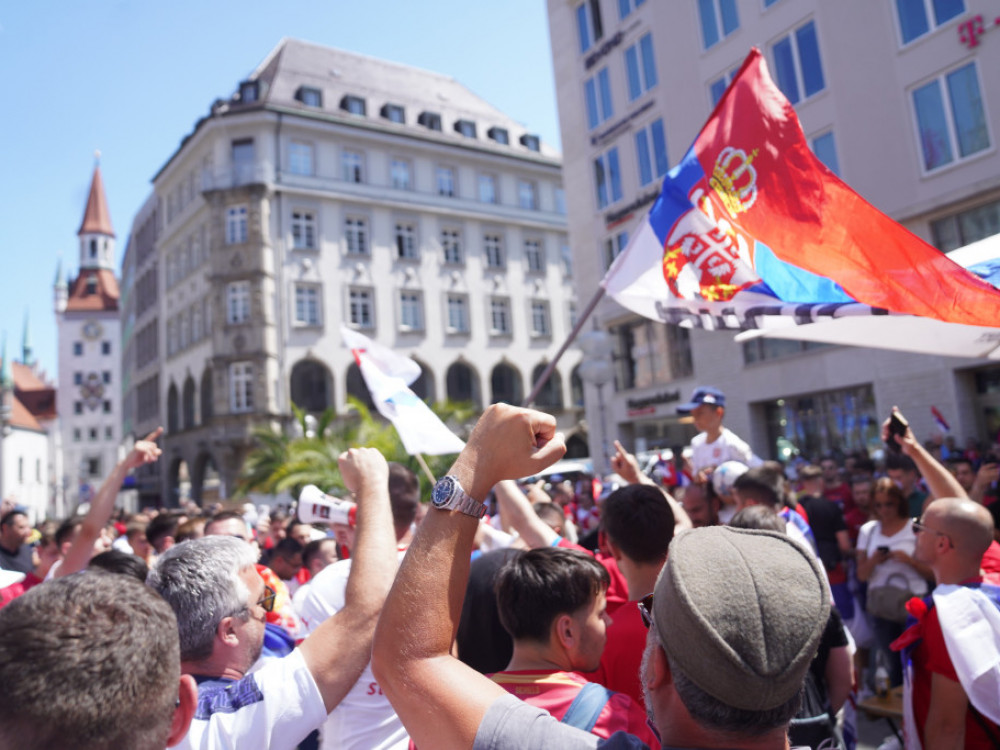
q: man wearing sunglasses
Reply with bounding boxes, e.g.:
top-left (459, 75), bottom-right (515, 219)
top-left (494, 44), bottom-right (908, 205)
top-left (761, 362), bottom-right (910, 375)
top-left (372, 404), bottom-right (831, 750)
top-left (149, 447), bottom-right (397, 750)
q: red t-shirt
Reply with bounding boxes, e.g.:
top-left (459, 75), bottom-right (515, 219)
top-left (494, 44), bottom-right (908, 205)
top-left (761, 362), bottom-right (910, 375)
top-left (581, 599), bottom-right (647, 710)
top-left (555, 537), bottom-right (629, 612)
top-left (489, 669), bottom-right (659, 748)
top-left (981, 541), bottom-right (1000, 586)
top-left (911, 592), bottom-right (999, 748)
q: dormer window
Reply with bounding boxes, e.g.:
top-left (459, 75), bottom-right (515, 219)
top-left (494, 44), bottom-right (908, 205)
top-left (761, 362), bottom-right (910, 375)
top-left (381, 103), bottom-right (405, 123)
top-left (488, 127), bottom-right (509, 145)
top-left (520, 134), bottom-right (541, 152)
top-left (341, 95), bottom-right (366, 116)
top-left (296, 86), bottom-right (323, 108)
top-left (455, 119), bottom-right (477, 138)
top-left (86, 275), bottom-right (98, 295)
top-left (418, 111), bottom-right (442, 131)
top-left (239, 81), bottom-right (259, 103)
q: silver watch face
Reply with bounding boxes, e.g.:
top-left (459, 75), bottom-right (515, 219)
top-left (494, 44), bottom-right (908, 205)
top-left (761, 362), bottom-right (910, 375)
top-left (432, 476), bottom-right (457, 508)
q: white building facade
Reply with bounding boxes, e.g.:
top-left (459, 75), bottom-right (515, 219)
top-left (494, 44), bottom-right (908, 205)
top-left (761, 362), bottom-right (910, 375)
top-left (547, 0), bottom-right (1000, 470)
top-left (122, 39), bottom-right (582, 506)
top-left (55, 165), bottom-right (123, 508)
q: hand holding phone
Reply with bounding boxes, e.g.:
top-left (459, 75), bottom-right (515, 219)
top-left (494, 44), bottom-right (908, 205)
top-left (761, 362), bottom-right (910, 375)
top-left (885, 411), bottom-right (909, 453)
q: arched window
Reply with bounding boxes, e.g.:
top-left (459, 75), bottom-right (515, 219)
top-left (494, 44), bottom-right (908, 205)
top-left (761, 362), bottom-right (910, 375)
top-left (446, 362), bottom-right (480, 407)
top-left (182, 376), bottom-right (197, 429)
top-left (346, 363), bottom-right (375, 411)
top-left (410, 360), bottom-right (434, 402)
top-left (290, 360), bottom-right (333, 413)
top-left (491, 363), bottom-right (523, 405)
top-left (531, 363), bottom-right (563, 410)
top-left (167, 383), bottom-right (179, 433)
top-left (200, 369), bottom-right (213, 422)
top-left (571, 365), bottom-right (584, 408)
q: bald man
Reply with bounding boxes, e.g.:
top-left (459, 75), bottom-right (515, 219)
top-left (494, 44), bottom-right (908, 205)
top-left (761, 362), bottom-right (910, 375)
top-left (897, 497), bottom-right (999, 749)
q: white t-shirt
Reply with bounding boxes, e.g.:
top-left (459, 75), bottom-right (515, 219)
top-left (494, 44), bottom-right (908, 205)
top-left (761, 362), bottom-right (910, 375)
top-left (857, 519), bottom-right (929, 597)
top-left (297, 554), bottom-right (410, 750)
top-left (689, 428), bottom-right (757, 474)
top-left (178, 647), bottom-right (327, 750)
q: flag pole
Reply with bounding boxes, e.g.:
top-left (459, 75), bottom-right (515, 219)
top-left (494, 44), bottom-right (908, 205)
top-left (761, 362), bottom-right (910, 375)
top-left (523, 287), bottom-right (606, 408)
top-left (414, 452), bottom-right (437, 486)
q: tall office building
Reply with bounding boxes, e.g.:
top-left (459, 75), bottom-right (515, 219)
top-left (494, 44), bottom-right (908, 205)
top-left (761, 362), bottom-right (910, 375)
top-left (121, 38), bottom-right (582, 506)
top-left (547, 0), bottom-right (1000, 468)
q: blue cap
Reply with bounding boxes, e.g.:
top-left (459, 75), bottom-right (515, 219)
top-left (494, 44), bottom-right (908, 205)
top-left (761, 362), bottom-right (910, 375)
top-left (677, 386), bottom-right (726, 413)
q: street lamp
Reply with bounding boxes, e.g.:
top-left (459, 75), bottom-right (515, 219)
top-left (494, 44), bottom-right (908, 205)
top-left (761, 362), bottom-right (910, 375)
top-left (577, 330), bottom-right (615, 474)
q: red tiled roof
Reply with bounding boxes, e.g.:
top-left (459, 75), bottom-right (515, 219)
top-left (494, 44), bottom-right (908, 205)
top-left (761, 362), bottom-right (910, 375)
top-left (78, 165), bottom-right (115, 237)
top-left (7, 363), bottom-right (56, 422)
top-left (65, 268), bottom-right (119, 313)
top-left (10, 395), bottom-right (42, 432)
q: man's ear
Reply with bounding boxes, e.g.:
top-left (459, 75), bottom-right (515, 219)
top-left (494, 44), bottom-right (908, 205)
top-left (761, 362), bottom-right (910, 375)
top-left (646, 640), bottom-right (671, 691)
top-left (217, 615), bottom-right (240, 647)
top-left (605, 536), bottom-right (623, 562)
top-left (167, 674), bottom-right (197, 746)
top-left (554, 613), bottom-right (578, 650)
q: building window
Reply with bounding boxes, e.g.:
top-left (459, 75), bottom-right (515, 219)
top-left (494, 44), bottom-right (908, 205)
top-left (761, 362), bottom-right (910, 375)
top-left (395, 221), bottom-right (418, 260)
top-left (74, 371), bottom-right (83, 385)
top-left (709, 67), bottom-right (739, 107)
top-left (239, 81), bottom-right (258, 103)
top-left (520, 134), bottom-right (541, 152)
top-left (635, 118), bottom-right (669, 186)
top-left (561, 241), bottom-right (574, 277)
top-left (455, 120), bottom-right (477, 138)
top-left (101, 341), bottom-right (111, 355)
top-left (87, 458), bottom-right (101, 478)
top-left (418, 111), bottom-right (442, 131)
top-left (479, 174), bottom-right (498, 204)
top-left (490, 297), bottom-right (512, 335)
top-left (518, 180), bottom-right (538, 210)
top-left (555, 188), bottom-right (566, 215)
top-left (226, 205), bottom-right (248, 244)
top-left (349, 288), bottom-right (374, 329)
top-left (488, 126), bottom-right (509, 145)
top-left (73, 428), bottom-right (81, 442)
top-left (391, 158), bottom-right (412, 190)
top-left (74, 401), bottom-right (83, 415)
top-left (230, 362), bottom-right (254, 413)
top-left (618, 0), bottom-right (646, 20)
top-left (484, 233), bottom-right (505, 269)
top-left (341, 95), bottom-right (366, 116)
top-left (105, 426), bottom-right (113, 440)
top-left (912, 62), bottom-right (989, 173)
top-left (594, 147), bottom-right (623, 209)
top-left (585, 67), bottom-right (614, 130)
top-left (810, 131), bottom-right (840, 175)
top-left (524, 239), bottom-right (544, 273)
top-left (382, 103), bottom-right (406, 123)
top-left (530, 300), bottom-right (551, 337)
top-left (73, 342), bottom-right (83, 356)
top-left (576, 0), bottom-right (604, 53)
top-left (399, 291), bottom-right (424, 331)
top-left (698, 0), bottom-right (739, 49)
top-left (291, 210), bottom-right (316, 249)
top-left (611, 319), bottom-right (693, 391)
top-left (294, 285), bottom-right (321, 326)
top-left (102, 371), bottom-right (111, 384)
top-left (296, 86), bottom-right (322, 107)
top-left (931, 198), bottom-right (1000, 252)
top-left (89, 427), bottom-right (98, 441)
top-left (604, 231), bottom-right (629, 271)
top-left (345, 216), bottom-right (369, 256)
top-left (342, 149), bottom-right (365, 183)
top-left (446, 294), bottom-right (470, 333)
top-left (103, 400), bottom-right (112, 414)
top-left (227, 281), bottom-right (251, 324)
top-left (288, 141), bottom-right (314, 176)
top-left (437, 166), bottom-right (456, 197)
top-left (772, 20), bottom-right (826, 105)
top-left (896, 0), bottom-right (964, 45)
top-left (231, 139), bottom-right (255, 184)
top-left (625, 33), bottom-right (658, 101)
top-left (441, 227), bottom-right (463, 264)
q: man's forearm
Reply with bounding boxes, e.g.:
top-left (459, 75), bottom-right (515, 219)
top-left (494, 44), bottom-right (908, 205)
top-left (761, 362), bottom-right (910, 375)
top-left (494, 480), bottom-right (557, 548)
top-left (57, 460), bottom-right (130, 577)
top-left (907, 442), bottom-right (967, 501)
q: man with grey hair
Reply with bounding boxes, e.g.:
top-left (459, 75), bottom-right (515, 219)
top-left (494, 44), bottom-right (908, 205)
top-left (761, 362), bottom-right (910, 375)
top-left (0, 571), bottom-right (195, 749)
top-left (371, 404), bottom-right (831, 750)
top-left (148, 447), bottom-right (397, 750)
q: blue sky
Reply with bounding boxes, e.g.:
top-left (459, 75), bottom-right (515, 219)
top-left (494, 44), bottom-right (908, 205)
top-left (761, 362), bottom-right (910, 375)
top-left (0, 1), bottom-right (561, 378)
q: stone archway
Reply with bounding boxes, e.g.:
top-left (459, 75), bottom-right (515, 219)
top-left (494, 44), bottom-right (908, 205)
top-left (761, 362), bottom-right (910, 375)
top-left (490, 362), bottom-right (523, 405)
top-left (191, 452), bottom-right (221, 506)
top-left (531, 362), bottom-right (564, 410)
top-left (446, 360), bottom-right (481, 408)
top-left (291, 359), bottom-right (334, 413)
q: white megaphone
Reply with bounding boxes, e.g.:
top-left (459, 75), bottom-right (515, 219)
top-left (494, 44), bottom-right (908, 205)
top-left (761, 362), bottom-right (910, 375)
top-left (298, 485), bottom-right (357, 526)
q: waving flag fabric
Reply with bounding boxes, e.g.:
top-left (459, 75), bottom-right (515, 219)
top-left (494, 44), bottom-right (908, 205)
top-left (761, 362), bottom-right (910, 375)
top-left (603, 48), bottom-right (1000, 331)
top-left (341, 326), bottom-right (465, 456)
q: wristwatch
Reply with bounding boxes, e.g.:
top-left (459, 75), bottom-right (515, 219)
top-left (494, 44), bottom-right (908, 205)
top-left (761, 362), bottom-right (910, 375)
top-left (431, 475), bottom-right (486, 518)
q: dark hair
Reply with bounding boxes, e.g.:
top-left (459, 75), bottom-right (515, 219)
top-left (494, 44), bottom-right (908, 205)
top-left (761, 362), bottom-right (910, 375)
top-left (872, 477), bottom-right (908, 518)
top-left (733, 465), bottom-right (784, 507)
top-left (0, 572), bottom-right (180, 750)
top-left (886, 453), bottom-right (918, 473)
top-left (601, 484), bottom-right (674, 564)
top-left (273, 537), bottom-right (304, 559)
top-left (494, 547), bottom-right (609, 642)
top-left (0, 510), bottom-right (27, 528)
top-left (729, 505), bottom-right (786, 534)
top-left (145, 512), bottom-right (181, 547)
top-left (302, 538), bottom-right (337, 570)
top-left (798, 464), bottom-right (823, 481)
top-left (55, 515), bottom-right (84, 547)
top-left (88, 550), bottom-right (149, 582)
top-left (532, 502), bottom-right (565, 530)
top-left (388, 462), bottom-right (420, 532)
top-left (205, 510), bottom-right (247, 536)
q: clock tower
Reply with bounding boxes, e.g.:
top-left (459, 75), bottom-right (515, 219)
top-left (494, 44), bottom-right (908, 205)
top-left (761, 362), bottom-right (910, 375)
top-left (55, 157), bottom-right (123, 510)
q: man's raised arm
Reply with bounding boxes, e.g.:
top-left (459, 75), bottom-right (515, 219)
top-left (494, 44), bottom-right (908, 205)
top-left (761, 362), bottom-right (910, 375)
top-left (885, 408), bottom-right (967, 504)
top-left (372, 404), bottom-right (566, 749)
top-left (298, 447), bottom-right (397, 712)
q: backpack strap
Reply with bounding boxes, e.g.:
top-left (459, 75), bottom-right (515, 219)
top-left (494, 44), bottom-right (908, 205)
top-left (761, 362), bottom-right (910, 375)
top-left (560, 682), bottom-right (614, 732)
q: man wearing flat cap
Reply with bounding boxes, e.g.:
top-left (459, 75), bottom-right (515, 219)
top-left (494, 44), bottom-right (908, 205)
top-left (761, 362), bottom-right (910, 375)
top-left (372, 403), bottom-right (831, 750)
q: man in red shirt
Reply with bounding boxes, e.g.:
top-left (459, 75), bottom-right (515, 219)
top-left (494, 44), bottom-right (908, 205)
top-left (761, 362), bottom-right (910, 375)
top-left (490, 547), bottom-right (659, 748)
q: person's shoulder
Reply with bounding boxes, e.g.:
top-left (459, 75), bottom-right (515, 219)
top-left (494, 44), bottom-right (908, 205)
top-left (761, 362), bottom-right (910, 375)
top-left (690, 432), bottom-right (707, 447)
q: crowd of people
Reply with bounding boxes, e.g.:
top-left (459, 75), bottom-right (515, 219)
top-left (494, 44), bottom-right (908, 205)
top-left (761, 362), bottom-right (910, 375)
top-left (0, 388), bottom-right (999, 750)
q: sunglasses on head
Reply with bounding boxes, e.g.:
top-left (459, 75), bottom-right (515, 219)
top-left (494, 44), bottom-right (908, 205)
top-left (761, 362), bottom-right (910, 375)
top-left (637, 592), bottom-right (654, 629)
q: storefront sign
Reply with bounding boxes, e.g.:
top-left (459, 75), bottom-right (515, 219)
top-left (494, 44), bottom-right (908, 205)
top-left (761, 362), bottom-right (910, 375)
top-left (626, 390), bottom-right (681, 417)
top-left (959, 14), bottom-right (1000, 48)
top-left (590, 100), bottom-right (655, 147)
top-left (606, 187), bottom-right (661, 228)
top-left (584, 31), bottom-right (624, 70)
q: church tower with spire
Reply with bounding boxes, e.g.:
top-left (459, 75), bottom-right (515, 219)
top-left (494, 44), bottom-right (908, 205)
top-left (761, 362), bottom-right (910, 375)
top-left (55, 156), bottom-right (122, 510)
